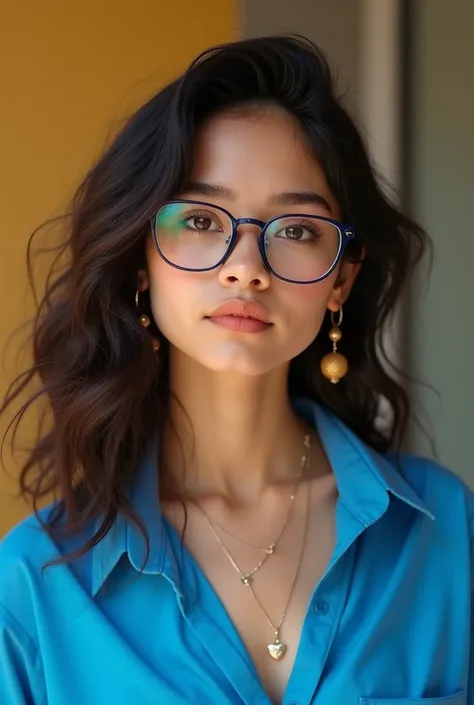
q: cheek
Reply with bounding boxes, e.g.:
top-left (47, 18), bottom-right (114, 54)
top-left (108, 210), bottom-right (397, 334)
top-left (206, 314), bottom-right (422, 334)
top-left (281, 280), bottom-right (334, 340)
top-left (148, 264), bottom-right (193, 330)
top-left (145, 239), bottom-right (180, 325)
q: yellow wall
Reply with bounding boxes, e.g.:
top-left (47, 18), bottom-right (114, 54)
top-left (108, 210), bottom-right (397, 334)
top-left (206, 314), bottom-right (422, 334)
top-left (0, 0), bottom-right (238, 536)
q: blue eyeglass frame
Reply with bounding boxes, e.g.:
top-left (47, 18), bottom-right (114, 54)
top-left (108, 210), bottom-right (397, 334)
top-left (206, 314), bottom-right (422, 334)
top-left (150, 199), bottom-right (356, 285)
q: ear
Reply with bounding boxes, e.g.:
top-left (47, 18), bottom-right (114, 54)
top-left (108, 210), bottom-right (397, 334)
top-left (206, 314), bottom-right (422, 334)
top-left (327, 259), bottom-right (363, 312)
top-left (137, 268), bottom-right (150, 292)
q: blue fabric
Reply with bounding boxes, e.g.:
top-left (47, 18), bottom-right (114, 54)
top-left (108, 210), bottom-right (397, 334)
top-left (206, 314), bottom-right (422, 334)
top-left (0, 398), bottom-right (472, 705)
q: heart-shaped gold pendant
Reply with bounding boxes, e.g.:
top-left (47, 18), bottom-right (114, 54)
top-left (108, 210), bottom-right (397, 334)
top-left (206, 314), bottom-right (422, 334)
top-left (267, 640), bottom-right (287, 660)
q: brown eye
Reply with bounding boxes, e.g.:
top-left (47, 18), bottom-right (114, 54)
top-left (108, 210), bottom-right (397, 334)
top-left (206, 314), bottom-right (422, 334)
top-left (270, 218), bottom-right (324, 242)
top-left (183, 211), bottom-right (223, 231)
top-left (194, 216), bottom-right (213, 230)
top-left (285, 226), bottom-right (304, 240)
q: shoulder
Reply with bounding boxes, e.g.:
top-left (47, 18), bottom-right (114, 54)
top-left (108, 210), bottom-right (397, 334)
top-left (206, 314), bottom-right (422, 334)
top-left (387, 450), bottom-right (474, 527)
top-left (0, 509), bottom-right (50, 645)
top-left (0, 506), bottom-right (56, 621)
top-left (0, 503), bottom-right (59, 568)
top-left (0, 507), bottom-right (53, 578)
top-left (0, 503), bottom-right (94, 637)
top-left (0, 511), bottom-right (55, 703)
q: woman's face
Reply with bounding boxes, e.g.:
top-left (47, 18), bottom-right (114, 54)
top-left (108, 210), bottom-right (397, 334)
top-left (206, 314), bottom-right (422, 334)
top-left (143, 105), bottom-right (358, 376)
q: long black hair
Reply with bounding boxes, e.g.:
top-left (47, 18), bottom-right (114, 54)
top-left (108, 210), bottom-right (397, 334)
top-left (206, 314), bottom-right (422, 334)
top-left (1, 35), bottom-right (429, 566)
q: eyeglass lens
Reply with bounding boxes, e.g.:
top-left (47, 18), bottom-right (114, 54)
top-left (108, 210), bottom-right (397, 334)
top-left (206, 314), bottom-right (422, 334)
top-left (154, 201), bottom-right (341, 282)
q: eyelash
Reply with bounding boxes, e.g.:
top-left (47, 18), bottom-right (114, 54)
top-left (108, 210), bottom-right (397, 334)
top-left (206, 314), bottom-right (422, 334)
top-left (184, 210), bottom-right (217, 221)
top-left (279, 220), bottom-right (324, 240)
top-left (182, 211), bottom-right (324, 240)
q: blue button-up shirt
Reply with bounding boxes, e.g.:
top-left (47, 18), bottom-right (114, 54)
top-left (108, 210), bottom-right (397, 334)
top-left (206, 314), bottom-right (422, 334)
top-left (0, 399), bottom-right (472, 704)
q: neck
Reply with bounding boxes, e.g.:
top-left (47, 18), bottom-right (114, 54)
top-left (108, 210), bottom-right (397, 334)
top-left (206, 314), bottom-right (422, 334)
top-left (161, 348), bottom-right (312, 506)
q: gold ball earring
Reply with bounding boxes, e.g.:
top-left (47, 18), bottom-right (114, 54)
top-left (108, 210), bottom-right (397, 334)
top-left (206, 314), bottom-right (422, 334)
top-left (135, 289), bottom-right (161, 352)
top-left (320, 307), bottom-right (348, 384)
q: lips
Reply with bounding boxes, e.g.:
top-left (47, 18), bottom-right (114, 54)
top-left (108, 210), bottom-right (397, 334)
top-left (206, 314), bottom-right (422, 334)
top-left (206, 299), bottom-right (272, 333)
top-left (207, 299), bottom-right (271, 323)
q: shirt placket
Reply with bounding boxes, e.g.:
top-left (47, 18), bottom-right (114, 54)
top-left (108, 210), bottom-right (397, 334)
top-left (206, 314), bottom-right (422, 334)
top-left (282, 504), bottom-right (378, 705)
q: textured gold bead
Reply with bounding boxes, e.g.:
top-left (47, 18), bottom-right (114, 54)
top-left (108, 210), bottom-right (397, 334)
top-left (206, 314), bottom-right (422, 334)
top-left (320, 352), bottom-right (348, 384)
top-left (329, 326), bottom-right (342, 343)
top-left (139, 314), bottom-right (151, 328)
top-left (152, 338), bottom-right (161, 352)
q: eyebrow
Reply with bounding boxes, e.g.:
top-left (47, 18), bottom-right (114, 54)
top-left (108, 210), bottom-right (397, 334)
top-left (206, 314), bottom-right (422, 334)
top-left (184, 181), bottom-right (234, 199)
top-left (268, 191), bottom-right (332, 212)
top-left (184, 181), bottom-right (333, 213)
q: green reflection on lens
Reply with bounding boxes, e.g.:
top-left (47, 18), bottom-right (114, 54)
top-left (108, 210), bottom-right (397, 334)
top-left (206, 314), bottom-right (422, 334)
top-left (265, 220), bottom-right (280, 237)
top-left (156, 204), bottom-right (184, 234)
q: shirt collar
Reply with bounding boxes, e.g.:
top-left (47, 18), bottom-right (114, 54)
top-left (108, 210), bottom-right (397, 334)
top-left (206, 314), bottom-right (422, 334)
top-left (90, 397), bottom-right (434, 596)
top-left (91, 433), bottom-right (165, 596)
top-left (293, 398), bottom-right (435, 526)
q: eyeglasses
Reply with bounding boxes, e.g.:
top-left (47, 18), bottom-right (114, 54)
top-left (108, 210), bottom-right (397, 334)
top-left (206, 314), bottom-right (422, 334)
top-left (150, 199), bottom-right (355, 284)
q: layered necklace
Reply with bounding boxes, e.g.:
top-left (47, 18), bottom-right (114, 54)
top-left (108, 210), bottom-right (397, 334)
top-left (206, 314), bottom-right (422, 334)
top-left (193, 434), bottom-right (311, 660)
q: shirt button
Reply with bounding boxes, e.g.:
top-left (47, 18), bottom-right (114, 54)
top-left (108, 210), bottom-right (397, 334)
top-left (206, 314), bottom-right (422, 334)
top-left (313, 599), bottom-right (329, 614)
top-left (288, 702), bottom-right (300, 705)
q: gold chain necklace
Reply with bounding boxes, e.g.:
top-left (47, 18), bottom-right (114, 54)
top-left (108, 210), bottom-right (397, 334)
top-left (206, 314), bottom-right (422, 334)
top-left (200, 480), bottom-right (310, 661)
top-left (194, 434), bottom-right (310, 585)
top-left (203, 435), bottom-right (310, 555)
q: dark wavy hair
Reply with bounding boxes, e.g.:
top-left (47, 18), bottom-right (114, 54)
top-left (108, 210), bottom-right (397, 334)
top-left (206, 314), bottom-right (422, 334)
top-left (1, 35), bottom-right (429, 567)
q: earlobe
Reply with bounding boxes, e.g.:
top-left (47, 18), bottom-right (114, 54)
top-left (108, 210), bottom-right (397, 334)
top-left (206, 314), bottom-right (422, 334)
top-left (327, 297), bottom-right (342, 313)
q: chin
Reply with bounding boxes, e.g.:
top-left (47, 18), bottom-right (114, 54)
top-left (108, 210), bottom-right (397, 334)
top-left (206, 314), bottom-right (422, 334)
top-left (201, 350), bottom-right (281, 377)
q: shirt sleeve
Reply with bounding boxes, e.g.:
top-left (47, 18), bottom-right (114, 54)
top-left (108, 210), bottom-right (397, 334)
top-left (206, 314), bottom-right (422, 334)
top-left (0, 602), bottom-right (46, 705)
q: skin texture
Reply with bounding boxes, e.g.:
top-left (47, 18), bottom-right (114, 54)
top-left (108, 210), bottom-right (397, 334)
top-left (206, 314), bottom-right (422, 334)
top-left (138, 106), bottom-right (361, 702)
top-left (144, 106), bottom-right (354, 378)
top-left (139, 104), bottom-right (359, 499)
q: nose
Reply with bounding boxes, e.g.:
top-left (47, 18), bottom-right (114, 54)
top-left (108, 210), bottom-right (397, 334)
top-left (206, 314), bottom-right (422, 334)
top-left (218, 224), bottom-right (271, 291)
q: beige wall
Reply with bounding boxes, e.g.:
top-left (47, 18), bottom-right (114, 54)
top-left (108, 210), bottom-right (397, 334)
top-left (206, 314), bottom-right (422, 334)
top-left (0, 0), bottom-right (238, 536)
top-left (243, 0), bottom-right (474, 482)
top-left (408, 0), bottom-right (473, 484)
top-left (243, 0), bottom-right (361, 114)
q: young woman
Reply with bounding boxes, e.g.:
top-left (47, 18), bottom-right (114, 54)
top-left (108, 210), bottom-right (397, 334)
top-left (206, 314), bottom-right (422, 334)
top-left (0, 35), bottom-right (471, 705)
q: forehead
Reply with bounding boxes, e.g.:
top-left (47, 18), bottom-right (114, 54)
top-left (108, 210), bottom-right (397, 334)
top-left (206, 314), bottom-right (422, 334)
top-left (189, 105), bottom-right (339, 215)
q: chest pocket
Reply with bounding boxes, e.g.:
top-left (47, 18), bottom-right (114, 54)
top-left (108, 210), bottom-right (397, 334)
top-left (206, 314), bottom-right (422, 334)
top-left (359, 692), bottom-right (465, 705)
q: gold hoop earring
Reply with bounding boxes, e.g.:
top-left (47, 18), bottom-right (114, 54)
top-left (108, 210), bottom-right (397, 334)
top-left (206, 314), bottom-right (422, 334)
top-left (320, 307), bottom-right (348, 384)
top-left (135, 289), bottom-right (160, 352)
